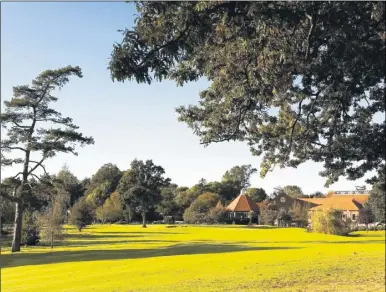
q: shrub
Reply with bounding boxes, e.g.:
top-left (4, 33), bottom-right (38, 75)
top-left (277, 209), bottom-right (292, 227)
top-left (260, 203), bottom-right (278, 226)
top-left (310, 208), bottom-right (348, 235)
top-left (358, 206), bottom-right (376, 231)
top-left (21, 210), bottom-right (39, 246)
top-left (207, 205), bottom-right (229, 224)
top-left (289, 201), bottom-right (308, 227)
top-left (183, 192), bottom-right (220, 224)
top-left (70, 198), bottom-right (94, 231)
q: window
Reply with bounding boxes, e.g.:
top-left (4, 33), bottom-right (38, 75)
top-left (342, 214), bottom-right (346, 219)
top-left (352, 214), bottom-right (356, 220)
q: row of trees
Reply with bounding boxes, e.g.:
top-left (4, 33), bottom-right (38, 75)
top-left (2, 158), bottom-right (385, 249)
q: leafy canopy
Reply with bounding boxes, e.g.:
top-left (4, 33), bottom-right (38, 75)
top-left (117, 159), bottom-right (170, 226)
top-left (109, 2), bottom-right (385, 186)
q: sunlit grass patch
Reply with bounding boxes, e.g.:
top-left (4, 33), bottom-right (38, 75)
top-left (2, 225), bottom-right (385, 292)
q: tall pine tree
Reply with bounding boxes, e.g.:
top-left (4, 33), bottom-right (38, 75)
top-left (1, 66), bottom-right (94, 252)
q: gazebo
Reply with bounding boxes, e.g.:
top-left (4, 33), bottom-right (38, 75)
top-left (226, 189), bottom-right (260, 224)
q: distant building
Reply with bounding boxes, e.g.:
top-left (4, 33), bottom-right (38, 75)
top-left (299, 193), bottom-right (369, 222)
top-left (270, 192), bottom-right (318, 212)
top-left (226, 192), bottom-right (260, 224)
top-left (225, 189), bottom-right (369, 225)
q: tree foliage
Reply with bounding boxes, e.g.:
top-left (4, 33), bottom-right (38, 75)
top-left (37, 196), bottom-right (65, 248)
top-left (157, 184), bottom-right (180, 218)
top-left (117, 159), bottom-right (170, 227)
top-left (55, 165), bottom-right (84, 206)
top-left (310, 209), bottom-right (347, 235)
top-left (86, 181), bottom-right (113, 208)
top-left (96, 192), bottom-right (123, 223)
top-left (0, 66), bottom-right (94, 252)
top-left (358, 205), bottom-right (376, 231)
top-left (221, 165), bottom-right (257, 193)
top-left (87, 163), bottom-right (122, 195)
top-left (183, 192), bottom-right (220, 224)
top-left (368, 166), bottom-right (385, 223)
top-left (281, 185), bottom-right (304, 199)
top-left (260, 203), bottom-right (278, 226)
top-left (289, 201), bottom-right (308, 227)
top-left (246, 187), bottom-right (267, 202)
top-left (21, 210), bottom-right (39, 246)
top-left (110, 1), bottom-right (385, 186)
top-left (70, 198), bottom-right (94, 232)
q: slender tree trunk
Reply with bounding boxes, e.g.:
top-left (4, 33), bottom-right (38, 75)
top-left (11, 202), bottom-right (23, 252)
top-left (142, 212), bottom-right (147, 228)
top-left (51, 231), bottom-right (54, 249)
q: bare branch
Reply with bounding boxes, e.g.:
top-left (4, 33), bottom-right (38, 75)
top-left (12, 172), bottom-right (23, 179)
top-left (29, 160), bottom-right (49, 176)
top-left (28, 156), bottom-right (48, 175)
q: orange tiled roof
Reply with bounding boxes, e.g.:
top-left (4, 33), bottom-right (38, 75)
top-left (297, 197), bottom-right (327, 205)
top-left (226, 194), bottom-right (260, 212)
top-left (309, 195), bottom-right (369, 211)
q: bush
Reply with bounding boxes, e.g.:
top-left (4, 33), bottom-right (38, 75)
top-left (358, 206), bottom-right (376, 231)
top-left (70, 198), bottom-right (94, 231)
top-left (277, 209), bottom-right (292, 227)
top-left (37, 197), bottom-right (65, 248)
top-left (207, 206), bottom-right (229, 224)
top-left (260, 203), bottom-right (278, 226)
top-left (289, 201), bottom-right (308, 227)
top-left (21, 210), bottom-right (39, 246)
top-left (183, 192), bottom-right (220, 224)
top-left (310, 208), bottom-right (348, 235)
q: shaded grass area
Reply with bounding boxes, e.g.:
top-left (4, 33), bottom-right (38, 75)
top-left (2, 225), bottom-right (385, 292)
top-left (2, 243), bottom-right (300, 268)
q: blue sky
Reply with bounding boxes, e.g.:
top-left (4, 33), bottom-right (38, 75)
top-left (1, 2), bottom-right (372, 194)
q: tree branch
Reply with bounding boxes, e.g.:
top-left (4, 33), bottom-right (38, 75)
top-left (0, 191), bottom-right (21, 203)
top-left (11, 120), bottom-right (30, 129)
top-left (286, 98), bottom-right (305, 161)
top-left (28, 156), bottom-right (48, 175)
top-left (305, 13), bottom-right (317, 61)
top-left (12, 172), bottom-right (23, 179)
top-left (1, 145), bottom-right (27, 152)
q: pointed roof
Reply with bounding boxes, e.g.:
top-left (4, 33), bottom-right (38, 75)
top-left (226, 194), bottom-right (260, 212)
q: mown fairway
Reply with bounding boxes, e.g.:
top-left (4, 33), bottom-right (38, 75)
top-left (1, 225), bottom-right (385, 292)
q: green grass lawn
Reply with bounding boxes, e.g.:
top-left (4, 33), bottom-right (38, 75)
top-left (1, 224), bottom-right (385, 292)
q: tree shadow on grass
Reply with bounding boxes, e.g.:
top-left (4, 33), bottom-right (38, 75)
top-left (64, 233), bottom-right (148, 240)
top-left (57, 239), bottom-right (180, 247)
top-left (1, 244), bottom-right (301, 269)
top-left (237, 240), bottom-right (385, 245)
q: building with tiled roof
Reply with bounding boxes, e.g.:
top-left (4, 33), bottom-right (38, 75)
top-left (307, 194), bottom-right (369, 222)
top-left (226, 189), bottom-right (260, 223)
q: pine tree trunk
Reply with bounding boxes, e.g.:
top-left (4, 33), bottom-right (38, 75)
top-left (142, 212), bottom-right (147, 228)
top-left (11, 202), bottom-right (23, 252)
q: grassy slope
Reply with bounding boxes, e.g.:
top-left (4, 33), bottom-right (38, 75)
top-left (1, 225), bottom-right (385, 292)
